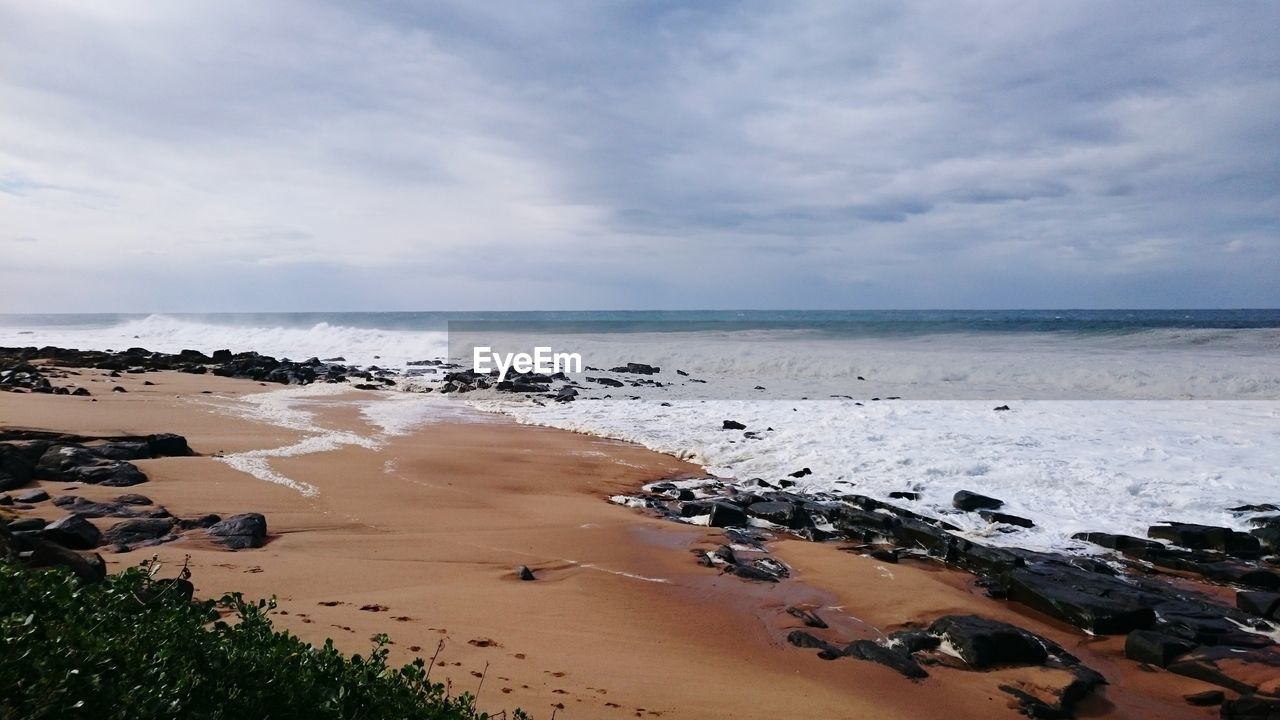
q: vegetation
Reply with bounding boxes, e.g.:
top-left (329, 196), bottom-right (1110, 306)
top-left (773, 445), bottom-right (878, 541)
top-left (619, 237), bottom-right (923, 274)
top-left (0, 557), bottom-right (523, 720)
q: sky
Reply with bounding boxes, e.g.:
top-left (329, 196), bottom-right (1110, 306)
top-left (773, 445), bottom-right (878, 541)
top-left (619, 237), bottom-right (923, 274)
top-left (1, 1), bottom-right (1278, 311)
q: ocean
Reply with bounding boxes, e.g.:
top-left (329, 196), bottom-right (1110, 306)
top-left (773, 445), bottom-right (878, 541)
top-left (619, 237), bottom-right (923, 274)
top-left (3, 310), bottom-right (1279, 552)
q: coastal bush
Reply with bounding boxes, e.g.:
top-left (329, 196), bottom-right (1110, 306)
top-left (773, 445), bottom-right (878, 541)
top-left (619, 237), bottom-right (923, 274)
top-left (0, 558), bottom-right (523, 720)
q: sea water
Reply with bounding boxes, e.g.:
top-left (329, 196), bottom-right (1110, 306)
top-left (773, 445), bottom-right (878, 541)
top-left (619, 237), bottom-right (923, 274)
top-left (2, 310), bottom-right (1278, 551)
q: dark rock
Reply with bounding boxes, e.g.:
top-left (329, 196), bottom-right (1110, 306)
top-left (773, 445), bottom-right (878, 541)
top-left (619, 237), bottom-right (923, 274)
top-left (51, 495), bottom-right (168, 519)
top-left (722, 420), bottom-right (746, 430)
top-left (953, 490), bottom-right (1003, 512)
top-left (788, 468), bottom-right (812, 478)
top-left (786, 606), bottom-right (828, 629)
top-left (146, 433), bottom-right (193, 457)
top-left (111, 386), bottom-right (127, 393)
top-left (869, 548), bottom-right (899, 563)
top-left (25, 538), bottom-right (106, 583)
top-left (993, 404), bottom-right (1011, 411)
top-left (207, 512), bottom-right (267, 549)
top-left (113, 493), bottom-right (152, 505)
top-left (141, 577), bottom-right (196, 603)
top-left (609, 363), bottom-right (659, 375)
top-left (1072, 531), bottom-right (1164, 554)
top-left (8, 517), bottom-right (46, 532)
top-left (1222, 695), bottom-right (1280, 719)
top-left (843, 640), bottom-right (928, 679)
top-left (516, 565), bottom-right (536, 581)
top-left (746, 501), bottom-right (811, 529)
top-left (1005, 563), bottom-right (1156, 634)
top-left (42, 514), bottom-right (101, 549)
top-left (0, 444), bottom-right (35, 491)
top-left (1167, 646), bottom-right (1280, 695)
top-left (888, 491), bottom-right (920, 501)
top-left (997, 666), bottom-right (1106, 720)
top-left (929, 615), bottom-right (1050, 669)
top-left (978, 510), bottom-right (1034, 528)
top-left (588, 377), bottom-right (624, 388)
top-left (787, 630), bottom-right (844, 659)
top-left (175, 514), bottom-right (221, 530)
top-left (84, 463), bottom-right (148, 487)
top-left (727, 562), bottom-right (781, 583)
top-left (102, 518), bottom-right (176, 546)
top-left (1238, 591), bottom-right (1280, 620)
top-left (1148, 522), bottom-right (1261, 558)
top-left (16, 488), bottom-right (49, 503)
top-left (1253, 526), bottom-right (1280, 552)
top-left (71, 387), bottom-right (91, 396)
top-left (1183, 690), bottom-right (1224, 706)
top-left (0, 494), bottom-right (10, 506)
top-left (708, 502), bottom-right (749, 528)
top-left (1124, 630), bottom-right (1198, 667)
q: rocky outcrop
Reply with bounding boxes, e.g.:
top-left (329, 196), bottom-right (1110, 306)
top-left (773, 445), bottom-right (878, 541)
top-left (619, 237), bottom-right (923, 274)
top-left (207, 513), bottom-right (267, 550)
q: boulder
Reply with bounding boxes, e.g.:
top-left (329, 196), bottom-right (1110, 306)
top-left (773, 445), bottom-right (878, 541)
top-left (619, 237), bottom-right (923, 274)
top-left (722, 420), bottom-right (746, 430)
top-left (1124, 630), bottom-right (1198, 667)
top-left (8, 517), bottom-right (46, 532)
top-left (746, 501), bottom-right (811, 529)
top-left (1148, 522), bottom-right (1261, 557)
top-left (516, 565), bottom-right (536, 581)
top-left (928, 615), bottom-right (1050, 668)
top-left (42, 514), bottom-right (101, 549)
top-left (175, 514), bottom-right (221, 530)
top-left (609, 363), bottom-right (659, 375)
top-left (953, 490), bottom-right (1003, 512)
top-left (1004, 563), bottom-right (1156, 634)
top-left (26, 539), bottom-right (106, 583)
top-left (1222, 695), bottom-right (1280, 719)
top-left (113, 493), bottom-right (153, 505)
top-left (843, 639), bottom-right (928, 679)
top-left (707, 502), bottom-right (749, 528)
top-left (102, 518), bottom-right (176, 546)
top-left (0, 444), bottom-right (35, 491)
top-left (786, 630), bottom-right (844, 659)
top-left (16, 488), bottom-right (49, 503)
top-left (207, 512), bottom-right (267, 549)
top-left (1072, 532), bottom-right (1164, 554)
top-left (1238, 592), bottom-right (1280, 620)
top-left (978, 510), bottom-right (1034, 528)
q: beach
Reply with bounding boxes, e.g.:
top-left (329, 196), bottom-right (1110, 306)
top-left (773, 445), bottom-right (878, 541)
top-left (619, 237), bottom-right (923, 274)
top-left (0, 357), bottom-right (1245, 719)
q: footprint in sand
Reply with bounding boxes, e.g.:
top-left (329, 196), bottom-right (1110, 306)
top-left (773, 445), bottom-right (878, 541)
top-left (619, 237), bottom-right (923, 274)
top-left (392, 615), bottom-right (413, 622)
top-left (501, 688), bottom-right (512, 694)
top-left (513, 653), bottom-right (526, 659)
top-left (318, 600), bottom-right (343, 607)
top-left (467, 637), bottom-right (498, 647)
top-left (408, 645), bottom-right (422, 652)
top-left (359, 604), bottom-right (388, 612)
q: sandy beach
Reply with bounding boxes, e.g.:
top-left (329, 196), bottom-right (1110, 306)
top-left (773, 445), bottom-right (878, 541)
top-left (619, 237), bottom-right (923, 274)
top-left (0, 364), bottom-right (1234, 719)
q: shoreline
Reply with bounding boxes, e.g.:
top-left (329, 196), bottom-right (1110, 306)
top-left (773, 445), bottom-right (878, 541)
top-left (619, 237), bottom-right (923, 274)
top-left (0, 357), bottom-right (1266, 718)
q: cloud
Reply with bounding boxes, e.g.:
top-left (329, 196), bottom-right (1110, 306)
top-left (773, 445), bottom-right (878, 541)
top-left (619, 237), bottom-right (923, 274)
top-left (0, 0), bottom-right (1277, 311)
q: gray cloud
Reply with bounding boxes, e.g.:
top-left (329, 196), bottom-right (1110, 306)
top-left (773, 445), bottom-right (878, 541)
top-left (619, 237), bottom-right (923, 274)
top-left (0, 0), bottom-right (1277, 311)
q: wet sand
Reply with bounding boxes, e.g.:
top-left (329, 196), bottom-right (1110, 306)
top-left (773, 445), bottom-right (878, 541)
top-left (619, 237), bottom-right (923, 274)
top-left (0, 368), bottom-right (1219, 718)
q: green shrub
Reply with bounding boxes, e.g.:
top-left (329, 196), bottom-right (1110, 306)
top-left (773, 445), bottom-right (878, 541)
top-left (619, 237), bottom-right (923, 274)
top-left (0, 558), bottom-right (524, 720)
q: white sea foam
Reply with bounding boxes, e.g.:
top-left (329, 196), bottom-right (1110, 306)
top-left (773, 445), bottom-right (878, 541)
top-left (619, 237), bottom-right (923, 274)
top-left (0, 314), bottom-right (448, 369)
top-left (209, 385), bottom-right (482, 495)
top-left (7, 313), bottom-right (1279, 551)
top-left (472, 396), bottom-right (1280, 552)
